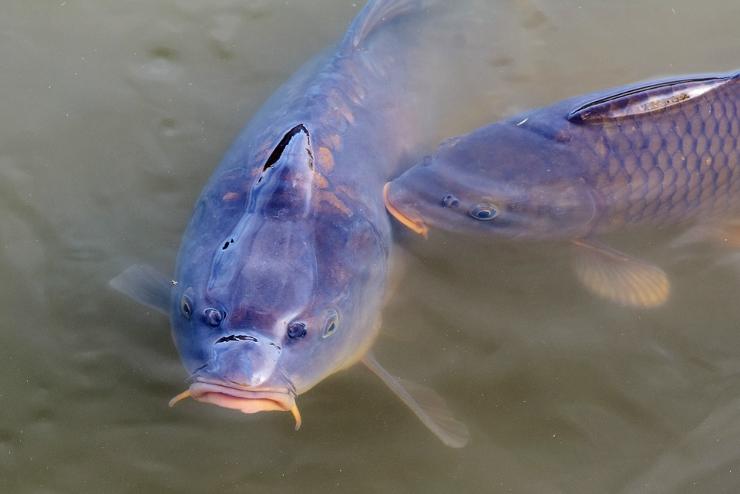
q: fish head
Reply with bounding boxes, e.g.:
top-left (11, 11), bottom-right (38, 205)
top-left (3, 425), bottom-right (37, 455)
top-left (170, 124), bottom-right (388, 426)
top-left (385, 123), bottom-right (598, 240)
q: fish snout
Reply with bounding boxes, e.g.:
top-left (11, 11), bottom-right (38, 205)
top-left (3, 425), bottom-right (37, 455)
top-left (210, 334), bottom-right (282, 388)
top-left (383, 182), bottom-right (429, 237)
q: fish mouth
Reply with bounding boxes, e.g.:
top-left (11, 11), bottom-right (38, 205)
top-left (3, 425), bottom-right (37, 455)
top-left (383, 182), bottom-right (429, 238)
top-left (169, 380), bottom-right (302, 430)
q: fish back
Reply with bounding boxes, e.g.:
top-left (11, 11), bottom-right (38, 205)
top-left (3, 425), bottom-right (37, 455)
top-left (569, 72), bottom-right (740, 231)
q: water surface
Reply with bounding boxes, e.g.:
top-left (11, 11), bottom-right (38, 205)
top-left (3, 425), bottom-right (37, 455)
top-left (1, 1), bottom-right (739, 492)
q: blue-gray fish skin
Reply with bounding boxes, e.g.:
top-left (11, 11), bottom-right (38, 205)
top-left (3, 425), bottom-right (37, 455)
top-left (385, 71), bottom-right (739, 307)
top-left (173, 3), bottom-right (413, 406)
top-left (158, 0), bottom-right (469, 446)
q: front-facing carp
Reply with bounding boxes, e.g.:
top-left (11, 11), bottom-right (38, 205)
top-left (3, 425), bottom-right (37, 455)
top-left (385, 71), bottom-right (740, 307)
top-left (111, 0), bottom-right (469, 448)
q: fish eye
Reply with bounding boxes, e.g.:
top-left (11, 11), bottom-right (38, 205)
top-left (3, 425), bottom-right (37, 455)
top-left (322, 310), bottom-right (339, 339)
top-left (440, 194), bottom-right (460, 208)
top-left (203, 308), bottom-right (224, 327)
top-left (287, 321), bottom-right (307, 339)
top-left (180, 293), bottom-right (193, 319)
top-left (469, 203), bottom-right (498, 221)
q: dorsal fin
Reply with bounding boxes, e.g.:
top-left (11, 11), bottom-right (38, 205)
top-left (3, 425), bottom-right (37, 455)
top-left (568, 73), bottom-right (738, 123)
top-left (342, 0), bottom-right (423, 53)
top-left (249, 124), bottom-right (315, 220)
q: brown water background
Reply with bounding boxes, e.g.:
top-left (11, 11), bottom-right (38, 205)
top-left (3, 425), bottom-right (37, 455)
top-left (1, 1), bottom-right (739, 492)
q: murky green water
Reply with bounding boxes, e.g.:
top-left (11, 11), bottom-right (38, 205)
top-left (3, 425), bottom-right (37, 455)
top-left (1, 1), bottom-right (739, 493)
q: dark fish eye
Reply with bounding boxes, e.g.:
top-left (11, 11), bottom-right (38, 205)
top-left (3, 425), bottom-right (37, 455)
top-left (180, 294), bottom-right (193, 319)
top-left (469, 204), bottom-right (498, 221)
top-left (440, 194), bottom-right (460, 208)
top-left (203, 308), bottom-right (224, 327)
top-left (287, 321), bottom-right (307, 339)
top-left (322, 310), bottom-right (339, 338)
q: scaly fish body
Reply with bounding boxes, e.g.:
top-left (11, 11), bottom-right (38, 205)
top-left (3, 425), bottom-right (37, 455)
top-left (562, 73), bottom-right (739, 233)
top-left (385, 71), bottom-right (739, 307)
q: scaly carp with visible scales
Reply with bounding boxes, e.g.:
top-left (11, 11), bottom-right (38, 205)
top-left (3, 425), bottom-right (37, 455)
top-left (385, 71), bottom-right (740, 307)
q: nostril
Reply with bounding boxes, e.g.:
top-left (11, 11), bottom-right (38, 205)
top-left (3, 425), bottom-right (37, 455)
top-left (215, 334), bottom-right (258, 344)
top-left (441, 194), bottom-right (460, 208)
top-left (203, 308), bottom-right (224, 327)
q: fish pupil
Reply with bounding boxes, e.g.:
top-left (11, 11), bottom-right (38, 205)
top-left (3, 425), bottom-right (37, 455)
top-left (322, 311), bottom-right (339, 338)
top-left (325, 321), bottom-right (336, 335)
top-left (180, 295), bottom-right (193, 319)
top-left (469, 204), bottom-right (497, 221)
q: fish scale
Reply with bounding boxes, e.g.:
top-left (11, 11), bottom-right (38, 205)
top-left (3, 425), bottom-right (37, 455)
top-left (568, 76), bottom-right (740, 231)
top-left (385, 70), bottom-right (739, 308)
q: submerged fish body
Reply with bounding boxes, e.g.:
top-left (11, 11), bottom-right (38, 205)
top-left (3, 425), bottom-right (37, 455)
top-left (112, 0), bottom-right (469, 447)
top-left (386, 71), bottom-right (740, 307)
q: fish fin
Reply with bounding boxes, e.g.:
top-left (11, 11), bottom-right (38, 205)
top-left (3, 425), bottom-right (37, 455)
top-left (343, 0), bottom-right (424, 52)
top-left (109, 264), bottom-right (172, 314)
top-left (362, 352), bottom-right (469, 448)
top-left (568, 73), bottom-right (736, 123)
top-left (672, 221), bottom-right (740, 249)
top-left (384, 245), bottom-right (410, 306)
top-left (571, 239), bottom-right (670, 308)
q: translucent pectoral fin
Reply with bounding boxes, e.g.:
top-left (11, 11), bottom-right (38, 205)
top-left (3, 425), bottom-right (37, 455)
top-left (109, 264), bottom-right (172, 314)
top-left (571, 239), bottom-right (670, 308)
top-left (672, 221), bottom-right (740, 249)
top-left (362, 353), bottom-right (469, 448)
top-left (384, 245), bottom-right (410, 306)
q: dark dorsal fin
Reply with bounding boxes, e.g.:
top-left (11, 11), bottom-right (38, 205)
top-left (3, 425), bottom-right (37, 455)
top-left (250, 124), bottom-right (315, 220)
top-left (568, 73), bottom-right (737, 124)
top-left (262, 124), bottom-right (312, 173)
top-left (341, 0), bottom-right (423, 54)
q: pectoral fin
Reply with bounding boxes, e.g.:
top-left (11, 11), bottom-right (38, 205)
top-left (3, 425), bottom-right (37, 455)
top-left (109, 264), bottom-right (172, 314)
top-left (571, 239), bottom-right (669, 308)
top-left (384, 245), bottom-right (410, 306)
top-left (362, 353), bottom-right (469, 448)
top-left (671, 221), bottom-right (740, 249)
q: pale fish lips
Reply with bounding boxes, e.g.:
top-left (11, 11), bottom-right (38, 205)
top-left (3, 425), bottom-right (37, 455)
top-left (169, 381), bottom-right (302, 430)
top-left (383, 182), bottom-right (429, 238)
